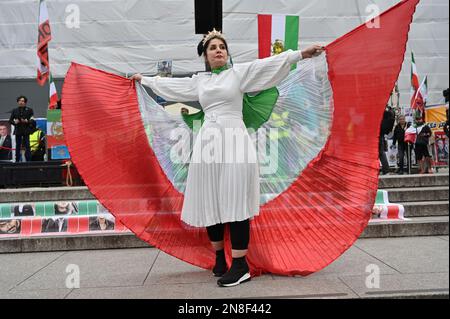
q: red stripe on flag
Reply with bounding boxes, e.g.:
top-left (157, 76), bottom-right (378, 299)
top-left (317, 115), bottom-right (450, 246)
top-left (411, 74), bottom-right (419, 90)
top-left (387, 205), bottom-right (400, 219)
top-left (21, 219), bottom-right (32, 235)
top-left (37, 20), bottom-right (51, 86)
top-left (49, 94), bottom-right (58, 110)
top-left (258, 15), bottom-right (272, 59)
top-left (67, 217), bottom-right (78, 233)
top-left (78, 217), bottom-right (90, 233)
top-left (31, 218), bottom-right (43, 234)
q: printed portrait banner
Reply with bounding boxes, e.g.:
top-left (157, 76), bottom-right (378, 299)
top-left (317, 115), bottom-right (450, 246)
top-left (0, 200), bottom-right (130, 237)
top-left (0, 120), bottom-right (13, 162)
top-left (434, 131), bottom-right (449, 167)
top-left (386, 139), bottom-right (398, 167)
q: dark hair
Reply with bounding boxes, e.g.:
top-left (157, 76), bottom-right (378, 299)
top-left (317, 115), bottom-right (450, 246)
top-left (197, 35), bottom-right (229, 57)
top-left (197, 36), bottom-right (229, 72)
top-left (16, 95), bottom-right (28, 103)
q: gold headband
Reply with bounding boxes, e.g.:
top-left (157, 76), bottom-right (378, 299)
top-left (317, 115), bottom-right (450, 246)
top-left (202, 28), bottom-right (225, 46)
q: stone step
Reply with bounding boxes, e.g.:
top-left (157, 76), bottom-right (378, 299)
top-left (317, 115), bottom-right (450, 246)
top-left (0, 186), bottom-right (94, 203)
top-left (362, 216), bottom-right (449, 239)
top-left (402, 201), bottom-right (449, 218)
top-left (383, 187), bottom-right (449, 202)
top-left (379, 173), bottom-right (449, 189)
top-left (1, 217), bottom-right (447, 253)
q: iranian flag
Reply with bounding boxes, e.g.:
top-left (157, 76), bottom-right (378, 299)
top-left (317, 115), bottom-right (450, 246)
top-left (48, 72), bottom-right (59, 109)
top-left (412, 76), bottom-right (428, 112)
top-left (37, 0), bottom-right (52, 86)
top-left (410, 51), bottom-right (420, 108)
top-left (258, 15), bottom-right (299, 59)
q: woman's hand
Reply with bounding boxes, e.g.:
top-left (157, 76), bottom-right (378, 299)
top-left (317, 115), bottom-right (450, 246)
top-left (301, 45), bottom-right (325, 59)
top-left (130, 73), bottom-right (143, 82)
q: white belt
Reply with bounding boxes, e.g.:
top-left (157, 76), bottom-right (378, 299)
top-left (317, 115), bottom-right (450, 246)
top-left (204, 112), bottom-right (242, 123)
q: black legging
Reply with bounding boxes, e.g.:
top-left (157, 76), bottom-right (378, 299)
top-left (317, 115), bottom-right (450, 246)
top-left (206, 219), bottom-right (250, 250)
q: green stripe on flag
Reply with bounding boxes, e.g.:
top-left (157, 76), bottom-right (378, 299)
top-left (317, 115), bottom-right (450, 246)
top-left (78, 201), bottom-right (99, 215)
top-left (1, 204), bottom-right (11, 218)
top-left (284, 16), bottom-right (299, 70)
top-left (87, 201), bottom-right (98, 215)
top-left (78, 201), bottom-right (88, 215)
top-left (47, 109), bottom-right (61, 122)
top-left (284, 16), bottom-right (299, 51)
top-left (44, 202), bottom-right (54, 216)
top-left (35, 203), bottom-right (46, 216)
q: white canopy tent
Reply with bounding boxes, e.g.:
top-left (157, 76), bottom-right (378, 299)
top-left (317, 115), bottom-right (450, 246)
top-left (0, 0), bottom-right (448, 106)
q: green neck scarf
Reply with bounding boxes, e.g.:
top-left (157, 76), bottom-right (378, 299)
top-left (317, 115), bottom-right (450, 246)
top-left (211, 65), bottom-right (229, 74)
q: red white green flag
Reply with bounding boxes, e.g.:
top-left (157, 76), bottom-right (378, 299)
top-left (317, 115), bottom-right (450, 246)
top-left (37, 0), bottom-right (52, 86)
top-left (412, 75), bottom-right (428, 112)
top-left (48, 72), bottom-right (59, 109)
top-left (410, 51), bottom-right (420, 108)
top-left (258, 15), bottom-right (299, 59)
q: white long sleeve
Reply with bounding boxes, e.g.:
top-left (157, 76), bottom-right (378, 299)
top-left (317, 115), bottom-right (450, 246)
top-left (141, 75), bottom-right (199, 102)
top-left (233, 49), bottom-right (303, 93)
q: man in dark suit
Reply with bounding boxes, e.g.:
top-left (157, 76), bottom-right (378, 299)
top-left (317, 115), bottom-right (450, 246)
top-left (9, 96), bottom-right (34, 162)
top-left (41, 217), bottom-right (68, 233)
top-left (0, 124), bottom-right (12, 161)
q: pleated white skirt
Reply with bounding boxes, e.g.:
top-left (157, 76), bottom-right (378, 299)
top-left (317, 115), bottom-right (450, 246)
top-left (181, 117), bottom-right (260, 227)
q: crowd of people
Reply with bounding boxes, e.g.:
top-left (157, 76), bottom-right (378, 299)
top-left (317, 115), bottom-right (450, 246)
top-left (379, 88), bottom-right (450, 175)
top-left (2, 90), bottom-right (449, 176)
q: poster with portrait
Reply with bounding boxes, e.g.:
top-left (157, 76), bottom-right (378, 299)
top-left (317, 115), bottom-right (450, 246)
top-left (0, 219), bottom-right (21, 235)
top-left (89, 215), bottom-right (115, 231)
top-left (386, 139), bottom-right (398, 167)
top-left (434, 131), bottom-right (449, 167)
top-left (0, 119), bottom-right (13, 162)
top-left (425, 104), bottom-right (448, 167)
top-left (11, 204), bottom-right (36, 217)
top-left (157, 60), bottom-right (172, 77)
top-left (0, 199), bottom-right (129, 237)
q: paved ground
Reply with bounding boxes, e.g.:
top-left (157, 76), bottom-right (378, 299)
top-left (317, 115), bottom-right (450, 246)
top-left (0, 236), bottom-right (448, 299)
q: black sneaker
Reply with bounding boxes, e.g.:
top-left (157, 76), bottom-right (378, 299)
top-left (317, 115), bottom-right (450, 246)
top-left (217, 257), bottom-right (251, 287)
top-left (213, 250), bottom-right (228, 277)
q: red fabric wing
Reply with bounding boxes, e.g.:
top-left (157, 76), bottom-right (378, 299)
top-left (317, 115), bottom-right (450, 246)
top-left (62, 0), bottom-right (419, 276)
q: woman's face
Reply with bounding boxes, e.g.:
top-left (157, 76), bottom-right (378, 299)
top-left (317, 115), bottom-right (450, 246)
top-left (399, 116), bottom-right (406, 125)
top-left (206, 38), bottom-right (228, 70)
top-left (57, 202), bottom-right (69, 213)
top-left (0, 220), bottom-right (19, 234)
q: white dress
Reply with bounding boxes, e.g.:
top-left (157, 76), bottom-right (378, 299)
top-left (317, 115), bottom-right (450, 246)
top-left (142, 49), bottom-right (303, 227)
